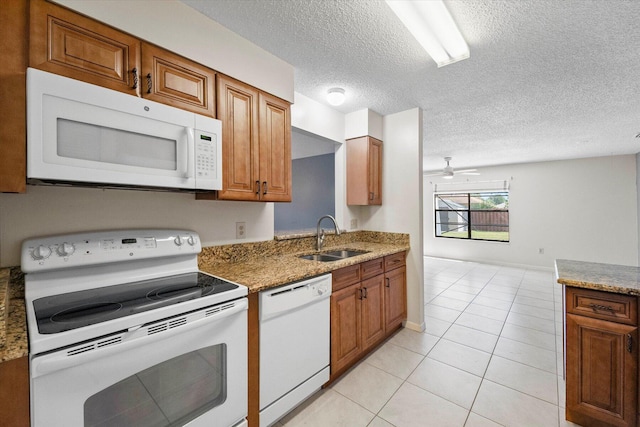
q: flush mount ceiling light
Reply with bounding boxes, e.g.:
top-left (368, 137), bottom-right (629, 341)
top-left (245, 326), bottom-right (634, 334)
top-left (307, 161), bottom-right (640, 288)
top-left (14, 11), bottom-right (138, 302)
top-left (386, 0), bottom-right (469, 68)
top-left (326, 87), bottom-right (346, 106)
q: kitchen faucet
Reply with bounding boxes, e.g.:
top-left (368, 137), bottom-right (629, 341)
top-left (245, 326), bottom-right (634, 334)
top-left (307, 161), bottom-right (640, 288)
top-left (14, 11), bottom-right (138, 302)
top-left (316, 215), bottom-right (341, 251)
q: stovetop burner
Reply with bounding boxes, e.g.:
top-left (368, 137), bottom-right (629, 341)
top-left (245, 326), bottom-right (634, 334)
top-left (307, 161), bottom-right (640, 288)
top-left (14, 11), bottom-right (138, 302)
top-left (51, 302), bottom-right (123, 324)
top-left (33, 272), bottom-right (238, 334)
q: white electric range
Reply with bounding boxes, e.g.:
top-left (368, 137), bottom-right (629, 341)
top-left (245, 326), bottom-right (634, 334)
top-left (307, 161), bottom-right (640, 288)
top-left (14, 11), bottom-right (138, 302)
top-left (22, 229), bottom-right (248, 427)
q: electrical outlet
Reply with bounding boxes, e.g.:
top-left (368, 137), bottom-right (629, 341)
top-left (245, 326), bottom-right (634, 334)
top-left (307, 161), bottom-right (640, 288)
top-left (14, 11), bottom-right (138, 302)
top-left (236, 222), bottom-right (246, 239)
top-left (350, 218), bottom-right (358, 229)
top-left (538, 248), bottom-right (544, 255)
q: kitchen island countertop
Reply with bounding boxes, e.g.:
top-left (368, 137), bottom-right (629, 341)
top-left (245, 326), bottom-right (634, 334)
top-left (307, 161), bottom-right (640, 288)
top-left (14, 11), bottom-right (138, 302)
top-left (555, 258), bottom-right (640, 295)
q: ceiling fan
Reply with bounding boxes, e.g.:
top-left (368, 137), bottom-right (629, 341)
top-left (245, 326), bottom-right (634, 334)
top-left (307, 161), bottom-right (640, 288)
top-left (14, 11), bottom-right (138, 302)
top-left (425, 157), bottom-right (479, 179)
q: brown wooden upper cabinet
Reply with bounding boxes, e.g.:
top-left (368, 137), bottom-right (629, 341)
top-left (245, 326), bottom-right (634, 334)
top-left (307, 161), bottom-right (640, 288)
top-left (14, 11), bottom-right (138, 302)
top-left (29, 0), bottom-right (141, 95)
top-left (29, 0), bottom-right (216, 117)
top-left (215, 74), bottom-right (291, 202)
top-left (140, 43), bottom-right (215, 117)
top-left (346, 136), bottom-right (382, 205)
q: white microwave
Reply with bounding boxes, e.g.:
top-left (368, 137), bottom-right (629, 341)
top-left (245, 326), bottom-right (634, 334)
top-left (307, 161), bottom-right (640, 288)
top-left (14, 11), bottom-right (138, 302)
top-left (27, 68), bottom-right (222, 191)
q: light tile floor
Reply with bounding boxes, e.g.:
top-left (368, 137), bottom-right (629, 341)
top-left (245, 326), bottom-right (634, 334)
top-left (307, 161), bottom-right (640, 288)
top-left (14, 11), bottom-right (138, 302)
top-left (275, 257), bottom-right (583, 427)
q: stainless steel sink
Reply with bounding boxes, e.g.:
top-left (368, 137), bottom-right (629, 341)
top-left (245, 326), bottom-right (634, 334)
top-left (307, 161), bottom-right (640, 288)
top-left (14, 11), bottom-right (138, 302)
top-left (322, 250), bottom-right (369, 258)
top-left (298, 249), bottom-right (369, 262)
top-left (298, 254), bottom-right (343, 262)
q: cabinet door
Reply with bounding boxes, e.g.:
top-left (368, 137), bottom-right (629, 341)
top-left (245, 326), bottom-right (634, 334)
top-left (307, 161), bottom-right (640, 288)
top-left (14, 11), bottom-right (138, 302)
top-left (385, 266), bottom-right (407, 331)
top-left (346, 136), bottom-right (383, 205)
top-left (141, 43), bottom-right (215, 116)
top-left (0, 0), bottom-right (28, 193)
top-left (331, 284), bottom-right (362, 375)
top-left (29, 0), bottom-right (140, 95)
top-left (216, 75), bottom-right (260, 201)
top-left (258, 92), bottom-right (291, 202)
top-left (361, 275), bottom-right (386, 351)
top-left (566, 313), bottom-right (637, 427)
top-left (0, 356), bottom-right (30, 426)
top-left (368, 138), bottom-right (382, 205)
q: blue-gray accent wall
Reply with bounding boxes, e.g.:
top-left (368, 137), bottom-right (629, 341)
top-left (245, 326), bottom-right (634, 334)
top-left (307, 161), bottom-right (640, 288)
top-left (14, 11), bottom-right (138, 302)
top-left (274, 153), bottom-right (335, 231)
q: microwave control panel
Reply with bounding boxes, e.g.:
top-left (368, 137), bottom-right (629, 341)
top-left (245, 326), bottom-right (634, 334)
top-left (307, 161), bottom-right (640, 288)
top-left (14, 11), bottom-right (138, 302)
top-left (194, 127), bottom-right (222, 190)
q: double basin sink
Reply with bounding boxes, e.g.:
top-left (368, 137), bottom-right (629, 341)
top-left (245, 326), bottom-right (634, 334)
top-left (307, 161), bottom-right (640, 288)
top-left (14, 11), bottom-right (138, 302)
top-left (299, 249), bottom-right (369, 262)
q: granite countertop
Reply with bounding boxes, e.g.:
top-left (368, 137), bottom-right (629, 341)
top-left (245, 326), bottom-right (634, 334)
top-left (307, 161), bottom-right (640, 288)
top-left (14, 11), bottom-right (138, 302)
top-left (555, 259), bottom-right (640, 295)
top-left (0, 268), bottom-right (28, 362)
top-left (199, 230), bottom-right (410, 293)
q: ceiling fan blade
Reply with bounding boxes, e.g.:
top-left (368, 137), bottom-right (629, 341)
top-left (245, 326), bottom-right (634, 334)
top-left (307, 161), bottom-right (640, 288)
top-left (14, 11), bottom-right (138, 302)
top-left (424, 172), bottom-right (445, 177)
top-left (455, 169), bottom-right (477, 173)
top-left (460, 172), bottom-right (480, 175)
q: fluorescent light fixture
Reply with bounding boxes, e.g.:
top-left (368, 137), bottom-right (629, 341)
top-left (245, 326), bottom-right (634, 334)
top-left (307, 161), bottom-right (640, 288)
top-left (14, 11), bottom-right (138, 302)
top-left (327, 87), bottom-right (346, 106)
top-left (386, 0), bottom-right (469, 67)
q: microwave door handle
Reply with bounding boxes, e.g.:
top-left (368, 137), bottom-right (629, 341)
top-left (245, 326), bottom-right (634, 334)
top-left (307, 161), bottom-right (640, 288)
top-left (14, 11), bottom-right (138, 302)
top-left (183, 127), bottom-right (194, 178)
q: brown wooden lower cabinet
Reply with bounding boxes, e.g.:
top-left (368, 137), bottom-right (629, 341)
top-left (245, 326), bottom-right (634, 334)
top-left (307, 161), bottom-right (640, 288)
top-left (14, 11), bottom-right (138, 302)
top-left (329, 252), bottom-right (407, 383)
top-left (384, 265), bottom-right (407, 331)
top-left (330, 283), bottom-right (363, 375)
top-left (361, 275), bottom-right (386, 350)
top-left (565, 286), bottom-right (638, 427)
top-left (0, 356), bottom-right (30, 427)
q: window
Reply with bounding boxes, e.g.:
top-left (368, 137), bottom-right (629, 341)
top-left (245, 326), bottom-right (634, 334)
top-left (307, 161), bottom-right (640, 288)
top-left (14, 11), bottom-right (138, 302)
top-left (435, 192), bottom-right (509, 242)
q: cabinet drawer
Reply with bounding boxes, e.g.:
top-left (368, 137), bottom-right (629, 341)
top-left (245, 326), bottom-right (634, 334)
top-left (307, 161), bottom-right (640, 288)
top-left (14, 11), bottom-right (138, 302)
top-left (566, 287), bottom-right (637, 325)
top-left (332, 264), bottom-right (361, 291)
top-left (384, 252), bottom-right (406, 271)
top-left (361, 257), bottom-right (384, 280)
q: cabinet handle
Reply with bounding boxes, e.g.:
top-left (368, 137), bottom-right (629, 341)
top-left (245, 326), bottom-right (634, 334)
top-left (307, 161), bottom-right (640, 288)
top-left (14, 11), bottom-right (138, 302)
top-left (132, 68), bottom-right (138, 89)
top-left (589, 303), bottom-right (615, 314)
top-left (358, 288), bottom-right (363, 300)
top-left (627, 334), bottom-right (633, 353)
top-left (362, 287), bottom-right (368, 299)
top-left (255, 181), bottom-right (260, 194)
top-left (262, 181), bottom-right (267, 195)
top-left (146, 73), bottom-right (152, 94)
top-left (385, 277), bottom-right (390, 288)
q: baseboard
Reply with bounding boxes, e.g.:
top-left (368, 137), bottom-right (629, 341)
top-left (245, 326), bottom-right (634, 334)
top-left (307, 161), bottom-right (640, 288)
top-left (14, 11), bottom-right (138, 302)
top-left (404, 320), bottom-right (425, 332)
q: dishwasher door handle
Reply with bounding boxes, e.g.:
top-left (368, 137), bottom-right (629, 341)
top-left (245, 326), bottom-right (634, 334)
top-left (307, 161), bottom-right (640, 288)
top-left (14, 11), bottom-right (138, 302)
top-left (260, 275), bottom-right (332, 321)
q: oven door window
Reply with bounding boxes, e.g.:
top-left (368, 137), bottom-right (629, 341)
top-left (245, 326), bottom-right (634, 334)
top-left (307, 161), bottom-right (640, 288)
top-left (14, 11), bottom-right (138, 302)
top-left (84, 344), bottom-right (226, 427)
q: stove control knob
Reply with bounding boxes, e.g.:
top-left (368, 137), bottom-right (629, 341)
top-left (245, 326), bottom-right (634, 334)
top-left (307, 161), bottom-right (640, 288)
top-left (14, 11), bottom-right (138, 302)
top-left (57, 242), bottom-right (75, 257)
top-left (174, 236), bottom-right (183, 246)
top-left (186, 236), bottom-right (196, 246)
top-left (32, 245), bottom-right (52, 260)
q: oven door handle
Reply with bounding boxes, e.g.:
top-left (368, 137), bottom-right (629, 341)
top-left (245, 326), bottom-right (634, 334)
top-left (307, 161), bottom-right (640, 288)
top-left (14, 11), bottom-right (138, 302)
top-left (32, 298), bottom-right (248, 378)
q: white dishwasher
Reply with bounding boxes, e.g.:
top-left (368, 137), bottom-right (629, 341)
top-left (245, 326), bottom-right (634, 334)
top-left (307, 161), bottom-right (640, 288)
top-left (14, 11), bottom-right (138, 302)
top-left (259, 274), bottom-right (332, 427)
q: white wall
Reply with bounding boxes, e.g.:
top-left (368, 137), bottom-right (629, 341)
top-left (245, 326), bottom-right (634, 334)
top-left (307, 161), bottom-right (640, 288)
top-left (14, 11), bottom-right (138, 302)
top-left (360, 108), bottom-right (425, 332)
top-left (53, 0), bottom-right (294, 102)
top-left (424, 155), bottom-right (639, 269)
top-left (637, 152), bottom-right (640, 266)
top-left (344, 109), bottom-right (383, 141)
top-left (0, 186), bottom-right (273, 267)
top-left (291, 93), bottom-right (345, 144)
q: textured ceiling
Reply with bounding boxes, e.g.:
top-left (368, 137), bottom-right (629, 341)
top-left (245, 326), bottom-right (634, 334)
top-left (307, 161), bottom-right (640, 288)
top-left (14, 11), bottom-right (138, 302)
top-left (181, 0), bottom-right (640, 172)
